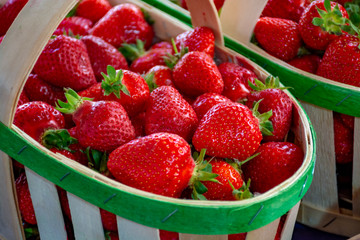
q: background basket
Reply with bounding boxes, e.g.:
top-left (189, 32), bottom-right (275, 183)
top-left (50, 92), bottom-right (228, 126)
top-left (0, 0), bottom-right (315, 239)
top-left (141, 0), bottom-right (360, 237)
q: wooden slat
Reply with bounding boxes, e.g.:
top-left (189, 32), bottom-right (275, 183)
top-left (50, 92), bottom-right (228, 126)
top-left (180, 234), bottom-right (227, 240)
top-left (220, 0), bottom-right (268, 44)
top-left (280, 202), bottom-right (300, 240)
top-left (117, 216), bottom-right (160, 240)
top-left (0, 153), bottom-right (24, 240)
top-left (25, 168), bottom-right (67, 240)
top-left (301, 102), bottom-right (339, 212)
top-left (353, 117), bottom-right (360, 217)
top-left (245, 217), bottom-right (280, 240)
top-left (67, 193), bottom-right (105, 240)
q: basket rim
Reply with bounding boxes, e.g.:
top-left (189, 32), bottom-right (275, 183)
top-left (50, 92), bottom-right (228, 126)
top-left (140, 0), bottom-right (360, 117)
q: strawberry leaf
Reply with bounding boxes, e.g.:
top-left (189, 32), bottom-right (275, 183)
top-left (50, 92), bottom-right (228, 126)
top-left (119, 39), bottom-right (145, 62)
top-left (144, 72), bottom-right (158, 92)
top-left (101, 66), bottom-right (131, 98)
top-left (56, 88), bottom-right (91, 114)
top-left (41, 129), bottom-right (78, 152)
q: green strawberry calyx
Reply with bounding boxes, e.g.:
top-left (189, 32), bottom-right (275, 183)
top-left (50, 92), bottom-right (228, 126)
top-left (230, 179), bottom-right (253, 200)
top-left (56, 88), bottom-right (93, 114)
top-left (119, 39), bottom-right (146, 62)
top-left (101, 65), bottom-right (130, 98)
top-left (41, 129), bottom-right (78, 152)
top-left (143, 71), bottom-right (158, 92)
top-left (164, 38), bottom-right (189, 69)
top-left (252, 99), bottom-right (274, 137)
top-left (249, 76), bottom-right (290, 91)
top-left (188, 149), bottom-right (219, 200)
top-left (83, 147), bottom-right (110, 176)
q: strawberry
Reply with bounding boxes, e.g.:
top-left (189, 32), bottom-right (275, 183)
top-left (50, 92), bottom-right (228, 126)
top-left (242, 142), bottom-right (304, 193)
top-left (175, 27), bottom-right (215, 57)
top-left (172, 51), bottom-right (223, 97)
top-left (53, 16), bottom-right (93, 36)
top-left (246, 77), bottom-right (293, 142)
top-left (0, 0), bottom-right (28, 36)
top-left (14, 101), bottom-right (65, 142)
top-left (254, 17), bottom-right (302, 61)
top-left (160, 230), bottom-right (179, 240)
top-left (90, 3), bottom-right (154, 49)
top-left (179, 0), bottom-right (225, 11)
top-left (316, 34), bottom-right (360, 87)
top-left (79, 66), bottom-right (150, 117)
top-left (81, 35), bottom-right (129, 81)
top-left (340, 112), bottom-right (354, 130)
top-left (24, 73), bottom-right (66, 106)
top-left (333, 112), bottom-right (353, 164)
top-left (150, 41), bottom-right (173, 51)
top-left (145, 65), bottom-right (175, 91)
top-left (0, 36), bottom-right (3, 44)
top-left (287, 54), bottom-right (322, 73)
top-left (56, 89), bottom-right (135, 151)
top-left (100, 209), bottom-right (117, 232)
top-left (107, 132), bottom-right (196, 198)
top-left (299, 0), bottom-right (349, 50)
top-left (33, 35), bottom-right (96, 91)
top-left (202, 159), bottom-right (250, 200)
top-left (16, 173), bottom-right (37, 225)
top-left (76, 0), bottom-right (112, 23)
top-left (217, 62), bottom-right (257, 101)
top-left (105, 232), bottom-right (119, 240)
top-left (17, 91), bottom-right (30, 107)
top-left (192, 92), bottom-right (231, 120)
top-left (145, 86), bottom-right (198, 142)
top-left (261, 0), bottom-right (307, 22)
top-left (192, 102), bottom-right (272, 160)
top-left (228, 233), bottom-right (247, 240)
top-left (130, 112), bottom-right (146, 137)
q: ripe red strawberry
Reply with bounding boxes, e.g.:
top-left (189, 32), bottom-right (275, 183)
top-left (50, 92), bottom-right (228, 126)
top-left (16, 173), bottom-right (37, 225)
top-left (130, 112), bottom-right (146, 137)
top-left (17, 91), bottom-right (30, 107)
top-left (24, 73), bottom-right (66, 106)
top-left (0, 0), bottom-right (28, 36)
top-left (299, 0), bottom-right (349, 50)
top-left (335, 0), bottom-right (352, 4)
top-left (172, 51), bottom-right (223, 97)
top-left (202, 159), bottom-right (249, 200)
top-left (316, 34), bottom-right (360, 87)
top-left (56, 89), bottom-right (135, 151)
top-left (175, 27), bottom-right (215, 57)
top-left (217, 62), bottom-right (257, 101)
top-left (79, 66), bottom-right (150, 117)
top-left (160, 230), bottom-right (179, 240)
top-left (150, 41), bottom-right (173, 51)
top-left (145, 86), bottom-right (198, 142)
top-left (246, 77), bottom-right (293, 142)
top-left (53, 16), bottom-right (93, 36)
top-left (333, 112), bottom-right (353, 164)
top-left (261, 0), bottom-right (307, 22)
top-left (90, 3), bottom-right (154, 49)
top-left (0, 36), bottom-right (3, 44)
top-left (100, 209), bottom-right (117, 232)
top-left (14, 101), bottom-right (65, 142)
top-left (192, 92), bottom-right (231, 120)
top-left (340, 112), bottom-right (354, 130)
top-left (254, 17), bottom-right (302, 61)
top-left (287, 54), bottom-right (322, 73)
top-left (76, 0), bottom-right (112, 23)
top-left (108, 132), bottom-right (196, 198)
top-left (106, 232), bottom-right (119, 240)
top-left (242, 142), bottom-right (304, 193)
top-left (192, 102), bottom-right (272, 160)
top-left (81, 35), bottom-right (129, 81)
top-left (145, 65), bottom-right (175, 91)
top-left (179, 0), bottom-right (225, 11)
top-left (33, 35), bottom-right (96, 91)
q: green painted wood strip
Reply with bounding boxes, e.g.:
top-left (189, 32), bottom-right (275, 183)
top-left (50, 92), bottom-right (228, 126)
top-left (140, 0), bottom-right (360, 117)
top-left (0, 121), bottom-right (316, 234)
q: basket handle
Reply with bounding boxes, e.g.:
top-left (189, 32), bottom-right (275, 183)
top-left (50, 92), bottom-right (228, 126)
top-left (185, 0), bottom-right (224, 47)
top-left (220, 0), bottom-right (268, 45)
top-left (0, 0), bottom-right (78, 127)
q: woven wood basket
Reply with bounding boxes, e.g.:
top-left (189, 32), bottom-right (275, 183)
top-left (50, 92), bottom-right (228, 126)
top-left (0, 0), bottom-right (315, 239)
top-left (141, 0), bottom-right (360, 237)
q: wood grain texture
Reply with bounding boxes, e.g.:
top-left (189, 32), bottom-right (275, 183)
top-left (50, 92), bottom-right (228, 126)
top-left (245, 217), bottom-right (280, 240)
top-left (301, 102), bottom-right (339, 212)
top-left (280, 202), bottom-right (300, 240)
top-left (185, 0), bottom-right (224, 46)
top-left (26, 168), bottom-right (67, 240)
top-left (67, 193), bottom-right (105, 240)
top-left (117, 216), bottom-right (160, 240)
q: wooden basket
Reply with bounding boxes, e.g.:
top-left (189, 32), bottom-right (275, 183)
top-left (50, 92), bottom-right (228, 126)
top-left (0, 0), bottom-right (315, 239)
top-left (142, 0), bottom-right (360, 237)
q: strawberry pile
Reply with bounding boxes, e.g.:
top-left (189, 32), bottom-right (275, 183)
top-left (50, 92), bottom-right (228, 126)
top-left (1, 0), bottom-right (304, 239)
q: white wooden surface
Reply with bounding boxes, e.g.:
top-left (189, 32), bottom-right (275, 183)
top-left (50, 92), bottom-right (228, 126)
top-left (67, 193), bottom-right (106, 240)
top-left (280, 202), bottom-right (300, 240)
top-left (246, 217), bottom-right (280, 240)
top-left (185, 0), bottom-right (224, 46)
top-left (26, 168), bottom-right (67, 240)
top-left (117, 216), bottom-right (160, 240)
top-left (301, 102), bottom-right (339, 212)
top-left (353, 117), bottom-right (360, 217)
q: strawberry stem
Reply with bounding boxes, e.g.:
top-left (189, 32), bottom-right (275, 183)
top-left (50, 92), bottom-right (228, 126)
top-left (249, 76), bottom-right (290, 91)
top-left (230, 179), bottom-right (253, 200)
top-left (101, 65), bottom-right (130, 98)
top-left (164, 39), bottom-right (188, 69)
top-left (56, 88), bottom-right (92, 114)
top-left (41, 129), bottom-right (78, 152)
top-left (252, 99), bottom-right (274, 136)
top-left (143, 71), bottom-right (158, 92)
top-left (119, 39), bottom-right (146, 62)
